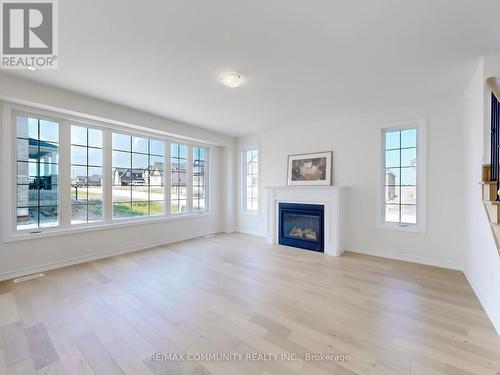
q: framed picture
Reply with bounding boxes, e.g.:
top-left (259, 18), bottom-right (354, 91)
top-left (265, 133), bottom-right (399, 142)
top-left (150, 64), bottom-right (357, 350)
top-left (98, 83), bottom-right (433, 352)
top-left (287, 151), bottom-right (332, 186)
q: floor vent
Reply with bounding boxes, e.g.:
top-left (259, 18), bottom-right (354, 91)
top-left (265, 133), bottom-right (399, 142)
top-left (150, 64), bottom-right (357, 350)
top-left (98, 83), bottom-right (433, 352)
top-left (13, 273), bottom-right (44, 283)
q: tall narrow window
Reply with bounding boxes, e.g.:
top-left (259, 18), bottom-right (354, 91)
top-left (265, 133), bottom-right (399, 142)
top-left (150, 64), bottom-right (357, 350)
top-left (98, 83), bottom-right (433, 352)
top-left (244, 148), bottom-right (259, 211)
top-left (16, 115), bottom-right (59, 230)
top-left (71, 126), bottom-right (103, 224)
top-left (171, 143), bottom-right (188, 213)
top-left (193, 147), bottom-right (206, 211)
top-left (112, 133), bottom-right (165, 218)
top-left (384, 128), bottom-right (417, 224)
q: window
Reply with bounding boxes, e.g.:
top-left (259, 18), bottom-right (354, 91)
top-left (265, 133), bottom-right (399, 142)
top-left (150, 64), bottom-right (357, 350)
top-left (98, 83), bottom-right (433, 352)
top-left (16, 115), bottom-right (59, 230)
top-left (193, 147), bottom-right (206, 211)
top-left (71, 126), bottom-right (103, 224)
top-left (112, 133), bottom-right (165, 218)
top-left (381, 122), bottom-right (425, 231)
top-left (243, 148), bottom-right (259, 211)
top-left (171, 143), bottom-right (188, 213)
top-left (9, 105), bottom-right (210, 238)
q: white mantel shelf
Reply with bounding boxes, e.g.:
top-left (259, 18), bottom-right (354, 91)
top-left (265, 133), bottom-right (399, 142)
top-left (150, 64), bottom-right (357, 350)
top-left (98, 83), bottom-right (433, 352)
top-left (264, 186), bottom-right (346, 256)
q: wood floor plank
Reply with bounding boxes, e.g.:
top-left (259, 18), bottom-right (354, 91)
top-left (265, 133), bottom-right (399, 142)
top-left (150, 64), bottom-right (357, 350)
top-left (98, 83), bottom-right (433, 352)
top-left (24, 323), bottom-right (59, 370)
top-left (0, 233), bottom-right (499, 375)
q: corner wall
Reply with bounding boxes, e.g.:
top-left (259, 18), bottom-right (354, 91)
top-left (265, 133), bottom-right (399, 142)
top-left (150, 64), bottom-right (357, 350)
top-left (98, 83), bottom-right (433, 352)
top-left (0, 74), bottom-right (236, 280)
top-left (463, 57), bottom-right (500, 334)
top-left (236, 95), bottom-right (466, 270)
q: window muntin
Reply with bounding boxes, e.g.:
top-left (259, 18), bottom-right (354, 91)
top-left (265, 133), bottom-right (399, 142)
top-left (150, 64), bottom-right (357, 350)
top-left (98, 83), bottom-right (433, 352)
top-left (244, 148), bottom-right (259, 211)
top-left (384, 128), bottom-right (417, 224)
top-left (112, 133), bottom-right (165, 219)
top-left (71, 126), bottom-right (104, 224)
top-left (193, 147), bottom-right (206, 211)
top-left (16, 115), bottom-right (59, 230)
top-left (171, 143), bottom-right (188, 213)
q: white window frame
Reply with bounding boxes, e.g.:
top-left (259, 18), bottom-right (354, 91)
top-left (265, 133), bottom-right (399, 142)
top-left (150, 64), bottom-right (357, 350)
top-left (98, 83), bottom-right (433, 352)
top-left (377, 119), bottom-right (427, 233)
top-left (241, 146), bottom-right (260, 214)
top-left (2, 102), bottom-right (211, 242)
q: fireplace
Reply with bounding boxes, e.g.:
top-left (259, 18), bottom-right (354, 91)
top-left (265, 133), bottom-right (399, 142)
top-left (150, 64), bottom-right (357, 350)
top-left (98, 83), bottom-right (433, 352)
top-left (278, 202), bottom-right (324, 252)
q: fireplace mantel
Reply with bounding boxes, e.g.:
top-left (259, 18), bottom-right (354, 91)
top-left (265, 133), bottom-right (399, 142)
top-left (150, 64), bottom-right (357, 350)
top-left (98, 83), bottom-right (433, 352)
top-left (264, 186), bottom-right (345, 256)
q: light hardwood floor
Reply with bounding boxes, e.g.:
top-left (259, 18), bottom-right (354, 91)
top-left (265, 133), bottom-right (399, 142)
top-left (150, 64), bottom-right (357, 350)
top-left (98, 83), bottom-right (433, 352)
top-left (1, 233), bottom-right (499, 375)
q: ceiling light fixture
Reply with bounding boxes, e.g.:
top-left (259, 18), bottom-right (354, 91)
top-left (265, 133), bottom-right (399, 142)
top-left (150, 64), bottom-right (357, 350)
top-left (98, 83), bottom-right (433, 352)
top-left (27, 66), bottom-right (36, 71)
top-left (219, 72), bottom-right (244, 88)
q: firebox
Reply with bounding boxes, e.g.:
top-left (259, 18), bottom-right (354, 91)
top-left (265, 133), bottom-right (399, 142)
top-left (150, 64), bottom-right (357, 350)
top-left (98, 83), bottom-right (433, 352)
top-left (278, 202), bottom-right (324, 252)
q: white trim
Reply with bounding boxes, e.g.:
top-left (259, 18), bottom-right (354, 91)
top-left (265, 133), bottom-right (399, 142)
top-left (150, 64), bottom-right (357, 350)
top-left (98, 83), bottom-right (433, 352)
top-left (0, 229), bottom-right (218, 282)
top-left (348, 248), bottom-right (463, 271)
top-left (241, 145), bottom-right (260, 214)
top-left (4, 212), bottom-right (213, 243)
top-left (3, 102), bottom-right (213, 241)
top-left (376, 119), bottom-right (427, 233)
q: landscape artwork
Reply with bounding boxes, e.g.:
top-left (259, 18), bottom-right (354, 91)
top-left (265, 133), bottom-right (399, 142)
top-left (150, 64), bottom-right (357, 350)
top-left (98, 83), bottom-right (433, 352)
top-left (287, 152), bottom-right (332, 186)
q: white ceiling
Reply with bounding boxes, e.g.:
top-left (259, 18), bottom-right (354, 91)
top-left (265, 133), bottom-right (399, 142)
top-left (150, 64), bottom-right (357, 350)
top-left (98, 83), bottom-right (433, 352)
top-left (7, 0), bottom-right (500, 137)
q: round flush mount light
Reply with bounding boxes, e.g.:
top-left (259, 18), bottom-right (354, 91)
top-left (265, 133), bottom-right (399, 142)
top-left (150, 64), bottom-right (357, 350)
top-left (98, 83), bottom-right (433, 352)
top-left (219, 71), bottom-right (245, 88)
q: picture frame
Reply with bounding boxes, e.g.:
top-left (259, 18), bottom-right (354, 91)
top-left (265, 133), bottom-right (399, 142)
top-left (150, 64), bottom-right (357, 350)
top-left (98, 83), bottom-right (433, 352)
top-left (287, 151), bottom-right (333, 186)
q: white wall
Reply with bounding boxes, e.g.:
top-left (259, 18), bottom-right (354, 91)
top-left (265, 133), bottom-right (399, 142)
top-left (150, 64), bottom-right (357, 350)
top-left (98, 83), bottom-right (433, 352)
top-left (236, 95), bottom-right (465, 270)
top-left (463, 57), bottom-right (500, 335)
top-left (0, 74), bottom-right (236, 280)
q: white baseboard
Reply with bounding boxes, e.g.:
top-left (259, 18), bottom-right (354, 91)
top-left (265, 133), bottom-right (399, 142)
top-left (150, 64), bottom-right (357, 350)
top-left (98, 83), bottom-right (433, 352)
top-left (347, 248), bottom-right (464, 271)
top-left (0, 230), bottom-right (218, 282)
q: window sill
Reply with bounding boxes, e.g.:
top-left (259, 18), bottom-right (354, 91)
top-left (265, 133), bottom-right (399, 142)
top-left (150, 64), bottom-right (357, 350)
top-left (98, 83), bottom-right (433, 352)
top-left (376, 222), bottom-right (426, 233)
top-left (3, 212), bottom-right (213, 243)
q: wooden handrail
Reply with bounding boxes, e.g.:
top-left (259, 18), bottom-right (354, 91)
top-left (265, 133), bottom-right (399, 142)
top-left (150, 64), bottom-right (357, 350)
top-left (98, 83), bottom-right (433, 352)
top-left (486, 77), bottom-right (500, 102)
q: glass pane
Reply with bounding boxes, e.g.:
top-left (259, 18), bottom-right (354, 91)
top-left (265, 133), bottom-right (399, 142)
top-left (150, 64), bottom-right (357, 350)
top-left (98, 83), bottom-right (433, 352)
top-left (16, 162), bottom-right (31, 184)
top-left (385, 204), bottom-right (400, 223)
top-left (149, 170), bottom-right (164, 186)
top-left (112, 151), bottom-right (131, 168)
top-left (179, 186), bottom-right (187, 199)
top-left (401, 205), bottom-right (417, 224)
top-left (17, 207), bottom-right (37, 230)
top-left (87, 185), bottom-right (102, 202)
top-left (150, 140), bottom-right (165, 156)
top-left (17, 116), bottom-right (35, 139)
top-left (385, 186), bottom-right (399, 204)
top-left (132, 186), bottom-right (148, 201)
top-left (150, 156), bottom-right (164, 170)
top-left (71, 185), bottom-right (87, 203)
top-left (88, 128), bottom-right (103, 148)
top-left (132, 137), bottom-right (148, 153)
top-left (71, 126), bottom-right (87, 145)
top-left (112, 133), bottom-right (131, 151)
top-left (71, 204), bottom-right (87, 224)
top-left (39, 120), bottom-right (59, 142)
top-left (16, 139), bottom-right (32, 161)
top-left (401, 129), bottom-right (417, 148)
top-left (401, 167), bottom-right (416, 185)
top-left (88, 167), bottom-right (103, 186)
top-left (88, 203), bottom-right (103, 222)
top-left (113, 203), bottom-right (131, 218)
top-left (37, 142), bottom-right (58, 164)
top-left (385, 150), bottom-right (400, 168)
top-left (112, 186), bottom-right (130, 202)
top-left (150, 186), bottom-right (164, 201)
top-left (40, 186), bottom-right (58, 206)
top-left (150, 201), bottom-right (165, 216)
top-left (401, 186), bottom-right (417, 205)
top-left (71, 166), bottom-right (87, 182)
top-left (385, 131), bottom-right (400, 150)
top-left (385, 168), bottom-right (400, 185)
top-left (17, 185), bottom-right (34, 207)
top-left (39, 206), bottom-right (58, 227)
top-left (131, 202), bottom-right (148, 216)
top-left (401, 148), bottom-right (416, 167)
top-left (88, 148), bottom-right (102, 166)
top-left (132, 153), bottom-right (148, 169)
top-left (71, 145), bottom-right (87, 165)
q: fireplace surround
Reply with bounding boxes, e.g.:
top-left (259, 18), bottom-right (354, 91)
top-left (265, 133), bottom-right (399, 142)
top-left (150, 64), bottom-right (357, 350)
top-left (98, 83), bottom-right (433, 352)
top-left (265, 186), bottom-right (344, 256)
